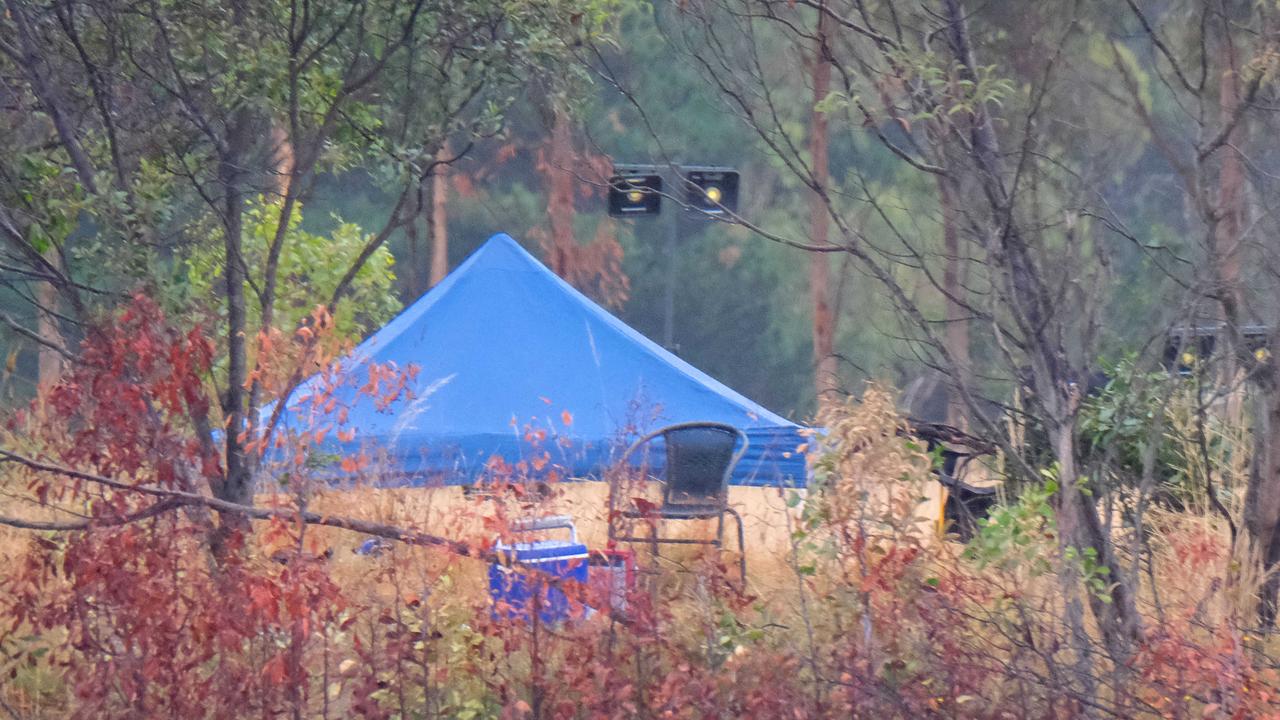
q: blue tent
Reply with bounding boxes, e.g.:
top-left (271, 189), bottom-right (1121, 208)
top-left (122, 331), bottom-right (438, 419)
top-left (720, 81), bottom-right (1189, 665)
top-left (267, 233), bottom-right (807, 486)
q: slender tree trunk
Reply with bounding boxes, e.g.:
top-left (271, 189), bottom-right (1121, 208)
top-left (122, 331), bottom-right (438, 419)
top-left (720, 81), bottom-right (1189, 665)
top-left (809, 10), bottom-right (838, 402)
top-left (217, 108), bottom-right (254, 512)
top-left (35, 251), bottom-right (64, 397)
top-left (246, 118), bottom-right (300, 473)
top-left (1247, 385), bottom-right (1280, 625)
top-left (1215, 50), bottom-right (1245, 324)
top-left (1058, 414), bottom-right (1142, 647)
top-left (1205, 23), bottom-right (1280, 627)
top-left (429, 144), bottom-right (450, 288)
top-left (1049, 422), bottom-right (1099, 698)
top-left (269, 121), bottom-right (295, 199)
top-left (941, 0), bottom-right (1141, 650)
top-left (1216, 35), bottom-right (1248, 427)
top-left (939, 176), bottom-right (969, 427)
top-left (546, 107), bottom-right (575, 276)
top-left (404, 193), bottom-right (421, 295)
top-left (215, 0), bottom-right (263, 522)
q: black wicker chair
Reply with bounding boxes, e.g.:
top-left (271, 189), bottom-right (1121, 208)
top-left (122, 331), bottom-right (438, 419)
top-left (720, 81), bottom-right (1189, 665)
top-left (607, 422), bottom-right (748, 582)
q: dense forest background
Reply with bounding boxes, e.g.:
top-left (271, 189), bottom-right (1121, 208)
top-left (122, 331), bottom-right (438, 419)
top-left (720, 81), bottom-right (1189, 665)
top-left (0, 0), bottom-right (1203, 422)
top-left (0, 1), bottom-right (821, 416)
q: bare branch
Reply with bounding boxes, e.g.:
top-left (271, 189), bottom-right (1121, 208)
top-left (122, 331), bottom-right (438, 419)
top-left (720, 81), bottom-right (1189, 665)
top-left (0, 498), bottom-right (182, 532)
top-left (3, 0), bottom-right (101, 194)
top-left (0, 448), bottom-right (484, 559)
top-left (0, 311), bottom-right (73, 360)
top-left (1124, 0), bottom-right (1199, 94)
top-left (1197, 71), bottom-right (1263, 162)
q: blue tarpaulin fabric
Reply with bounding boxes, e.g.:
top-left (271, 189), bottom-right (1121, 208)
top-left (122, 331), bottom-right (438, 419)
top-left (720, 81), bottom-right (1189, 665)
top-left (264, 233), bottom-right (808, 486)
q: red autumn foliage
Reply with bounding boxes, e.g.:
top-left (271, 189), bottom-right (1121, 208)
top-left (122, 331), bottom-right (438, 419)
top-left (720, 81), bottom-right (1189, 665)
top-left (37, 293), bottom-right (219, 488)
top-left (5, 297), bottom-right (1280, 718)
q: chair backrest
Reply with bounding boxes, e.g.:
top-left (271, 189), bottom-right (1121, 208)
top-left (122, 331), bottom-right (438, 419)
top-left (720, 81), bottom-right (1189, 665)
top-left (621, 422), bottom-right (746, 508)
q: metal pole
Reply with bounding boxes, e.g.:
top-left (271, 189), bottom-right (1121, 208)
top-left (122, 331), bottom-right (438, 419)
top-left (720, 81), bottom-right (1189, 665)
top-left (661, 167), bottom-right (679, 352)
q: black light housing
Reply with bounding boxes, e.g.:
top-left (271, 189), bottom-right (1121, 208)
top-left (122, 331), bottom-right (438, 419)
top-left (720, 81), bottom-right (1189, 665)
top-left (607, 170), bottom-right (662, 217)
top-left (683, 167), bottom-right (739, 216)
top-left (1163, 324), bottom-right (1270, 374)
top-left (1246, 327), bottom-right (1271, 361)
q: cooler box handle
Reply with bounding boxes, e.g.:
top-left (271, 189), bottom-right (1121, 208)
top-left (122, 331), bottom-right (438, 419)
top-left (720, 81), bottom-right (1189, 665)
top-left (508, 515), bottom-right (578, 544)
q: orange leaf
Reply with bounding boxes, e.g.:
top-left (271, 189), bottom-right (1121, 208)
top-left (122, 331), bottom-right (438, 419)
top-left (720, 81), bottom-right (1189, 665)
top-left (263, 653), bottom-right (288, 685)
top-left (250, 584), bottom-right (276, 611)
top-left (496, 143), bottom-right (519, 163)
top-left (561, 410), bottom-right (573, 426)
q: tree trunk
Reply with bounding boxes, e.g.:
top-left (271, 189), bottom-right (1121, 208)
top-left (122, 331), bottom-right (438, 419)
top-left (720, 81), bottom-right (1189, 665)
top-left (546, 107), bottom-right (575, 276)
top-left (35, 250), bottom-right (65, 397)
top-left (1054, 416), bottom-right (1142, 650)
top-left (1049, 422), bottom-right (1100, 698)
top-left (1207, 23), bottom-right (1280, 627)
top-left (1215, 35), bottom-right (1248, 427)
top-left (404, 191), bottom-right (422, 296)
top-left (218, 0), bottom-right (262, 526)
top-left (217, 107), bottom-right (254, 512)
top-left (941, 0), bottom-right (1141, 649)
top-left (429, 144), bottom-right (450, 288)
top-left (808, 10), bottom-right (838, 402)
top-left (269, 120), bottom-right (295, 198)
top-left (1215, 47), bottom-right (1245, 322)
top-left (1247, 386), bottom-right (1280, 625)
top-left (939, 175), bottom-right (969, 427)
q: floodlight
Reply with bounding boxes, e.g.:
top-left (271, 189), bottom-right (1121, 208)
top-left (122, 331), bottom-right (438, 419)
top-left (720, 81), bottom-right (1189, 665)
top-left (683, 167), bottom-right (739, 215)
top-left (608, 171), bottom-right (662, 216)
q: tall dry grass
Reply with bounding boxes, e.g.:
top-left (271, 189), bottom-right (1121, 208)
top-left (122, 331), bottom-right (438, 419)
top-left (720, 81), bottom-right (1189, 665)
top-left (3, 385), bottom-right (1280, 717)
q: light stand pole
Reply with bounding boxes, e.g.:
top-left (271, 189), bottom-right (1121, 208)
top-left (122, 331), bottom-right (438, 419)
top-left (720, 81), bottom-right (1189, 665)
top-left (607, 163), bottom-right (738, 355)
top-left (661, 166), bottom-right (681, 351)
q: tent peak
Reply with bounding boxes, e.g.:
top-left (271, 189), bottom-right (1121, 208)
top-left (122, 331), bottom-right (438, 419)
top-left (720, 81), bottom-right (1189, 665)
top-left (468, 233), bottom-right (543, 273)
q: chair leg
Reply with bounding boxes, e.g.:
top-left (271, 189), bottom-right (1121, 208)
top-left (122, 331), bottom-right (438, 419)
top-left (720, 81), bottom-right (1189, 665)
top-left (649, 517), bottom-right (660, 563)
top-left (724, 507), bottom-right (747, 584)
